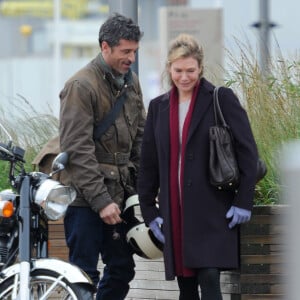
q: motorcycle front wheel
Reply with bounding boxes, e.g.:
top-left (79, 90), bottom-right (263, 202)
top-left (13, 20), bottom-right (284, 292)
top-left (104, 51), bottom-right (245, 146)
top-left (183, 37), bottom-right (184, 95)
top-left (0, 269), bottom-right (94, 300)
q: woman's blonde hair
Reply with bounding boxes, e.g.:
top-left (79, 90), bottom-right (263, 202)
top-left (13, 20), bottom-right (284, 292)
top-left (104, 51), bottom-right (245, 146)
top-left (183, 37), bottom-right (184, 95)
top-left (163, 33), bottom-right (204, 87)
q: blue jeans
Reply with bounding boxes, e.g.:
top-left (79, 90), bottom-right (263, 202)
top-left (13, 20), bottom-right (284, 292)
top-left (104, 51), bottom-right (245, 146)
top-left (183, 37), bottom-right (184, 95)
top-left (64, 206), bottom-right (135, 300)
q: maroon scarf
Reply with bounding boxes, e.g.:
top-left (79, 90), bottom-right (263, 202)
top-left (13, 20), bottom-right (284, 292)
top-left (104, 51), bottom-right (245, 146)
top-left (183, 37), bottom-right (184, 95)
top-left (169, 81), bottom-right (200, 276)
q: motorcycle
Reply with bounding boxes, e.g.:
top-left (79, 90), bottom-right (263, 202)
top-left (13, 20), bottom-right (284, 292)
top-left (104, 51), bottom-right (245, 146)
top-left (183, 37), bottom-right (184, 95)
top-left (0, 122), bottom-right (94, 299)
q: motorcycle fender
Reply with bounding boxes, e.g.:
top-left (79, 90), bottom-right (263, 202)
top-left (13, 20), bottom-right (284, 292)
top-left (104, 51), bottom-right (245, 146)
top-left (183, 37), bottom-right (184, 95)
top-left (0, 258), bottom-right (93, 285)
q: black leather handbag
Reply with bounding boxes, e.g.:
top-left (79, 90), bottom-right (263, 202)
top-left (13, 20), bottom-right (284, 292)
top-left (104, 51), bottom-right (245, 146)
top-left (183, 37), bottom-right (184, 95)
top-left (209, 87), bottom-right (267, 190)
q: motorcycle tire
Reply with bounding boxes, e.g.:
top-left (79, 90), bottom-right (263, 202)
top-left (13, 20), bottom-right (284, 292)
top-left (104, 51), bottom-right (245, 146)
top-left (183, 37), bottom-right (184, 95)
top-left (0, 268), bottom-right (94, 300)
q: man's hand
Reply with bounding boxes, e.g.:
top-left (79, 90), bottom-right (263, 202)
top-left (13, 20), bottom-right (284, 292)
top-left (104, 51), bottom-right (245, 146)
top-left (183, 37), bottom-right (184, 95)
top-left (99, 203), bottom-right (122, 225)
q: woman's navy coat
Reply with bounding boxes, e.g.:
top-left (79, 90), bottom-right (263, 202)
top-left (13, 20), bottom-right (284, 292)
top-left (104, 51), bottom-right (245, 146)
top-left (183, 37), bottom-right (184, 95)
top-left (137, 78), bottom-right (258, 280)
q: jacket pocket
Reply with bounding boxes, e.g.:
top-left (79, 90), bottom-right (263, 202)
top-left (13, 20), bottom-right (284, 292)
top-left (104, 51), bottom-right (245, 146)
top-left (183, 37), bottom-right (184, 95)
top-left (119, 162), bottom-right (137, 198)
top-left (124, 95), bottom-right (140, 137)
top-left (99, 164), bottom-right (123, 205)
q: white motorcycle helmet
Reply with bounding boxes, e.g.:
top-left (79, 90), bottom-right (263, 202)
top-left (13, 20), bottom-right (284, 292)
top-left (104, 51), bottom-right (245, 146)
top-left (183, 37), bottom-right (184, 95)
top-left (123, 194), bottom-right (163, 260)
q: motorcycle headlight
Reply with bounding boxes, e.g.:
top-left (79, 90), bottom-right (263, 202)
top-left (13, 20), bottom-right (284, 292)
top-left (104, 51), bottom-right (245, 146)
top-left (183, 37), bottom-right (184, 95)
top-left (35, 179), bottom-right (76, 221)
top-left (0, 190), bottom-right (16, 218)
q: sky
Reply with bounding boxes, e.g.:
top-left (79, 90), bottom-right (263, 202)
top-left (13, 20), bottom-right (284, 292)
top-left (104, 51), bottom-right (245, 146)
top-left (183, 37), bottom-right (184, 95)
top-left (190, 0), bottom-right (299, 59)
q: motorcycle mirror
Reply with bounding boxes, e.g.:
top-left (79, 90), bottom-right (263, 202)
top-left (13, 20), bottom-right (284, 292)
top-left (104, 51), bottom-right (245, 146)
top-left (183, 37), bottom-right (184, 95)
top-left (50, 152), bottom-right (69, 175)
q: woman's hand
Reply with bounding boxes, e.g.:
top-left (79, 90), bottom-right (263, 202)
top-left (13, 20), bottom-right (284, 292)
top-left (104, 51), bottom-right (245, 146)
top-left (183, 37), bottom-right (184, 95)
top-left (226, 206), bottom-right (251, 229)
top-left (149, 216), bottom-right (165, 243)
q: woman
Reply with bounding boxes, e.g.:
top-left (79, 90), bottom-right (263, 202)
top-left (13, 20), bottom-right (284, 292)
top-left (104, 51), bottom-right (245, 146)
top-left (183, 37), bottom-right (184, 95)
top-left (137, 34), bottom-right (259, 300)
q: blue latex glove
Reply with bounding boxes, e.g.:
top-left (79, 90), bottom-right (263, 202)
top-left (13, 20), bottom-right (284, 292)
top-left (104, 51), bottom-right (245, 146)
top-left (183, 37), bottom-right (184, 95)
top-left (226, 206), bottom-right (251, 229)
top-left (149, 216), bottom-right (165, 244)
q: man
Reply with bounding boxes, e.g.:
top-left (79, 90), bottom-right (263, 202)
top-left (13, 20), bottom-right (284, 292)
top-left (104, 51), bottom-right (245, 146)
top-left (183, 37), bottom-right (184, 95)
top-left (59, 13), bottom-right (145, 300)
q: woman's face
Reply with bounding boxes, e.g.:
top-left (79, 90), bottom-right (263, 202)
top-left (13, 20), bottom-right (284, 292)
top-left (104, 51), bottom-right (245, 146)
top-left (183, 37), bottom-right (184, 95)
top-left (169, 56), bottom-right (201, 94)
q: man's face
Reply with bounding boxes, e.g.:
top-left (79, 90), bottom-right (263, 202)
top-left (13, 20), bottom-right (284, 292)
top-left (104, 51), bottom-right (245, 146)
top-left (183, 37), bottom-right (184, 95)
top-left (101, 39), bottom-right (139, 74)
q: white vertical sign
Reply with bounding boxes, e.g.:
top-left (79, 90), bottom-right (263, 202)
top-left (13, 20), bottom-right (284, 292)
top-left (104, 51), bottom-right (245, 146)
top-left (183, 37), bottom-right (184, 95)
top-left (159, 7), bottom-right (223, 83)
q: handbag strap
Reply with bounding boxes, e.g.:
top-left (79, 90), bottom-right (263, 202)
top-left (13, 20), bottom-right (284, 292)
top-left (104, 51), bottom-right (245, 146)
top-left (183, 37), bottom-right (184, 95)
top-left (93, 91), bottom-right (127, 140)
top-left (213, 87), bottom-right (228, 127)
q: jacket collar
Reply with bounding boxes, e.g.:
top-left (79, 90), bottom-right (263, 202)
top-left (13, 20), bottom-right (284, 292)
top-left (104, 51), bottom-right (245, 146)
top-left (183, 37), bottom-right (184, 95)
top-left (95, 53), bottom-right (133, 94)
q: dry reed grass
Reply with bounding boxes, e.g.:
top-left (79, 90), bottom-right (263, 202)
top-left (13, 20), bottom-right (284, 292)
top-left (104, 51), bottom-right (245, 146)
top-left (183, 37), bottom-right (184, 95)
top-left (224, 40), bottom-right (300, 204)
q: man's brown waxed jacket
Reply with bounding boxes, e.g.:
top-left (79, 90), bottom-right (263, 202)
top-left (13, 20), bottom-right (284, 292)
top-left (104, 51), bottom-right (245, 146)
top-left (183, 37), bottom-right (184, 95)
top-left (59, 54), bottom-right (146, 213)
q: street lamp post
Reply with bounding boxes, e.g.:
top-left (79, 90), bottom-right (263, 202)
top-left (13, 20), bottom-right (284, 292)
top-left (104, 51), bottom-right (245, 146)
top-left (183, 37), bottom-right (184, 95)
top-left (252, 0), bottom-right (277, 77)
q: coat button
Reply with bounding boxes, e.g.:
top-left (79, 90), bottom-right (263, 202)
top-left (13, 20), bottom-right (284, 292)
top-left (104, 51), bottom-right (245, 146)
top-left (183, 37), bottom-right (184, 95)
top-left (187, 153), bottom-right (194, 160)
top-left (187, 180), bottom-right (192, 187)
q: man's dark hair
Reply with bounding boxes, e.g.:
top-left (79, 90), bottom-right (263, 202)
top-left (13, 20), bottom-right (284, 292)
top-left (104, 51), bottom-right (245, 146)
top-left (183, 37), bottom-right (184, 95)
top-left (98, 13), bottom-right (143, 47)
